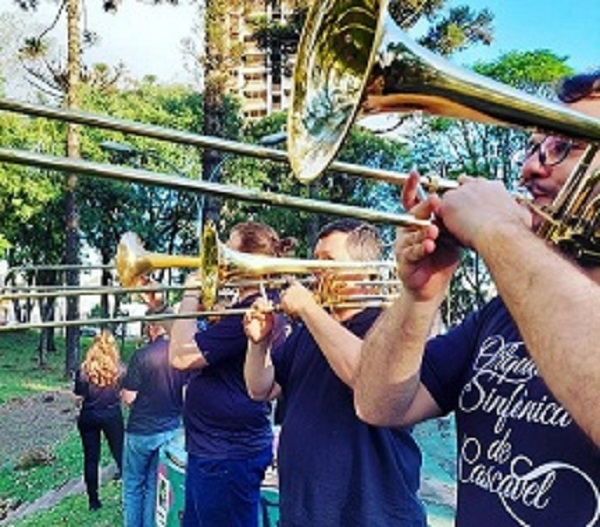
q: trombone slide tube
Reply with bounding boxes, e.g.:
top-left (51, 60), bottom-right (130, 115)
top-left (0, 147), bottom-right (429, 227)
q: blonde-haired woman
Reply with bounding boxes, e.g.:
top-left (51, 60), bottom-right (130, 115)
top-left (74, 330), bottom-right (125, 511)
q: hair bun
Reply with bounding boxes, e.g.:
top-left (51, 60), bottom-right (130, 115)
top-left (277, 236), bottom-right (299, 257)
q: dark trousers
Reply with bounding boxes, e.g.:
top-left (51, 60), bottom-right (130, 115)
top-left (77, 407), bottom-right (124, 502)
top-left (182, 446), bottom-right (272, 527)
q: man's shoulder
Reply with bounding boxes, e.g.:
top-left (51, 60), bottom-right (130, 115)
top-left (130, 338), bottom-right (170, 365)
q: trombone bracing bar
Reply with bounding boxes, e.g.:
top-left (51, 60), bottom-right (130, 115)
top-left (0, 309), bottom-right (249, 333)
top-left (0, 284), bottom-right (197, 302)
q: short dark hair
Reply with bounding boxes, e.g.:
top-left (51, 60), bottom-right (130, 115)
top-left (557, 70), bottom-right (600, 103)
top-left (316, 219), bottom-right (382, 261)
top-left (317, 219), bottom-right (367, 240)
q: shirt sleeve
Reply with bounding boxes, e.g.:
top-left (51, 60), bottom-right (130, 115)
top-left (420, 300), bottom-right (495, 414)
top-left (194, 314), bottom-right (247, 366)
top-left (122, 352), bottom-right (142, 391)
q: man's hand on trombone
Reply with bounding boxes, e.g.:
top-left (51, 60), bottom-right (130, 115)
top-left (437, 175), bottom-right (532, 249)
top-left (395, 171), bottom-right (461, 302)
top-left (244, 297), bottom-right (275, 345)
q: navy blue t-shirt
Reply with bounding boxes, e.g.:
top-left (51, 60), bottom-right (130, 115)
top-left (122, 335), bottom-right (187, 435)
top-left (184, 294), bottom-right (273, 459)
top-left (422, 297), bottom-right (600, 526)
top-left (272, 308), bottom-right (426, 527)
top-left (74, 368), bottom-right (122, 413)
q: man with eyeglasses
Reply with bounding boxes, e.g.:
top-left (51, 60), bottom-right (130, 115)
top-left (354, 71), bottom-right (600, 526)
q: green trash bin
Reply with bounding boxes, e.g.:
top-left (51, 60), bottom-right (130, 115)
top-left (260, 486), bottom-right (280, 527)
top-left (156, 431), bottom-right (186, 527)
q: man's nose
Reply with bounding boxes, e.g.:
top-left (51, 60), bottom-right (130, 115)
top-left (519, 154), bottom-right (552, 186)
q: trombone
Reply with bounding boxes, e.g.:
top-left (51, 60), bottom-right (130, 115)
top-left (116, 222), bottom-right (399, 310)
top-left (287, 0), bottom-right (600, 263)
top-left (0, 223), bottom-right (400, 331)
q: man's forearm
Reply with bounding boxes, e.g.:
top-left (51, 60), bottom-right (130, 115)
top-left (299, 302), bottom-right (363, 387)
top-left (244, 341), bottom-right (276, 401)
top-left (354, 292), bottom-right (442, 426)
top-left (169, 296), bottom-right (206, 370)
top-left (476, 222), bottom-right (600, 445)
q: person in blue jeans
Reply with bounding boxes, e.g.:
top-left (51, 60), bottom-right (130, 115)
top-left (121, 306), bottom-right (188, 527)
top-left (169, 221), bottom-right (295, 527)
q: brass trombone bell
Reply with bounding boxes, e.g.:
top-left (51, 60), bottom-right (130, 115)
top-left (288, 0), bottom-right (600, 184)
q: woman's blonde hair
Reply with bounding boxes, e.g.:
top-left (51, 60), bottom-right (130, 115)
top-left (81, 330), bottom-right (121, 387)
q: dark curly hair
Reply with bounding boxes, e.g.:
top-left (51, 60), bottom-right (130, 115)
top-left (557, 70), bottom-right (600, 103)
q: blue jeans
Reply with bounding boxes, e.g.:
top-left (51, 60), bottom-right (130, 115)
top-left (123, 429), bottom-right (179, 527)
top-left (182, 446), bottom-right (272, 527)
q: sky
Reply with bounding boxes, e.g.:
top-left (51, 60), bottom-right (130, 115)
top-left (446, 0), bottom-right (600, 73)
top-left (3, 0), bottom-right (199, 95)
top-left (2, 0), bottom-right (599, 94)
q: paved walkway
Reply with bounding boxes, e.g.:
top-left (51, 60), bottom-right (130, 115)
top-left (0, 464), bottom-right (118, 526)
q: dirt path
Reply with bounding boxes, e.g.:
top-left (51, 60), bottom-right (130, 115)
top-left (0, 390), bottom-right (82, 524)
top-left (0, 389), bottom-right (78, 468)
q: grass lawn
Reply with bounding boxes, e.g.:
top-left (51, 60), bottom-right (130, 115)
top-left (0, 331), bottom-right (138, 526)
top-left (7, 481), bottom-right (123, 527)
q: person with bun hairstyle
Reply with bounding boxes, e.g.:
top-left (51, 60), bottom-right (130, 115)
top-left (169, 221), bottom-right (296, 527)
top-left (74, 330), bottom-right (125, 511)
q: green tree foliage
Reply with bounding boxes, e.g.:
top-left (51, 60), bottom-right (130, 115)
top-left (473, 49), bottom-right (573, 97)
top-left (389, 0), bottom-right (493, 55)
top-left (80, 81), bottom-right (212, 265)
top-left (0, 112), bottom-right (63, 256)
top-left (415, 5), bottom-right (493, 55)
top-left (219, 112), bottom-right (408, 255)
top-left (0, 79), bottom-right (242, 332)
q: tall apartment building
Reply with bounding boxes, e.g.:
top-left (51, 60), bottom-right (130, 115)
top-left (226, 0), bottom-right (297, 120)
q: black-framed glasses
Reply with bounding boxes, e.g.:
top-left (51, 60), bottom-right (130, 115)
top-left (513, 136), bottom-right (579, 167)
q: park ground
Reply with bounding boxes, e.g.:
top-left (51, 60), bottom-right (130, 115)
top-left (0, 332), bottom-right (456, 526)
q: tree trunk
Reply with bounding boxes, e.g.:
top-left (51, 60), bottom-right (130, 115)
top-left (200, 0), bottom-right (231, 231)
top-left (64, 0), bottom-right (82, 376)
top-left (37, 300), bottom-right (56, 368)
top-left (100, 256), bottom-right (112, 331)
top-left (37, 269), bottom-right (58, 366)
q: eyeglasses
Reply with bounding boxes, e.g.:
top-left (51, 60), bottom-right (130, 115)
top-left (513, 136), bottom-right (581, 167)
